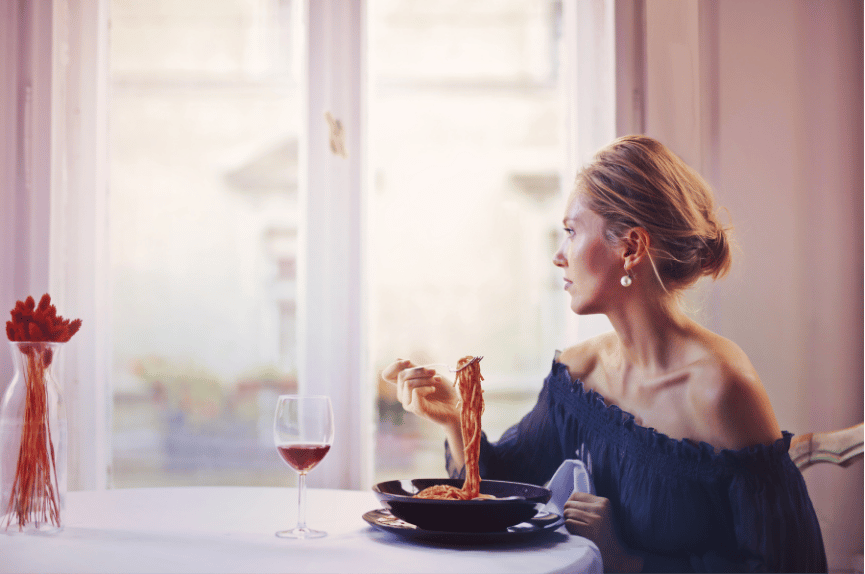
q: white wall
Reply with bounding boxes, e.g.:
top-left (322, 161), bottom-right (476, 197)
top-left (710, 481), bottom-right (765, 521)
top-left (642, 0), bottom-right (863, 570)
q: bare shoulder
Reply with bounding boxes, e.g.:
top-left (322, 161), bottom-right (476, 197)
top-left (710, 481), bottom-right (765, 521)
top-left (558, 331), bottom-right (616, 385)
top-left (686, 331), bottom-right (782, 450)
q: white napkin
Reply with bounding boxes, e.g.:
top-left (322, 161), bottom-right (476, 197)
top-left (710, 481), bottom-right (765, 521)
top-left (544, 459), bottom-right (595, 516)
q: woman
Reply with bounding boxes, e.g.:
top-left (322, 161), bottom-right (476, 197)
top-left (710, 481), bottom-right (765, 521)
top-left (382, 135), bottom-right (826, 572)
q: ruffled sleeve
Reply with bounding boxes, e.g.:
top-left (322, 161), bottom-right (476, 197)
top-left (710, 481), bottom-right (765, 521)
top-left (638, 433), bottom-right (827, 573)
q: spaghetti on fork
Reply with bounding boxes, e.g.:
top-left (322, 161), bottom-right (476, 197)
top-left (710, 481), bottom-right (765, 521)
top-left (416, 356), bottom-right (492, 500)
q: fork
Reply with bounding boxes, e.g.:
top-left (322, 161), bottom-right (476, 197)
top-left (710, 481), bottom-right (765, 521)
top-left (420, 356), bottom-right (483, 373)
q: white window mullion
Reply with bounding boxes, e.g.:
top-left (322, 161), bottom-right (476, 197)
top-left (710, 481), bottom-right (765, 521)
top-left (50, 0), bottom-right (112, 491)
top-left (299, 0), bottom-right (370, 490)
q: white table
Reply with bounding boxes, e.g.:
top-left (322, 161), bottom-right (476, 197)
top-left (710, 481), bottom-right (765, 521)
top-left (0, 487), bottom-right (602, 574)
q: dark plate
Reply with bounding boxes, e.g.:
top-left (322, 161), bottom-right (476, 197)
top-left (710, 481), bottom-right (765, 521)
top-left (363, 508), bottom-right (564, 544)
top-left (373, 478), bottom-right (551, 532)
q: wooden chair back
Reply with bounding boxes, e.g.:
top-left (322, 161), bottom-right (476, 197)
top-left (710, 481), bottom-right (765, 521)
top-left (789, 423), bottom-right (864, 471)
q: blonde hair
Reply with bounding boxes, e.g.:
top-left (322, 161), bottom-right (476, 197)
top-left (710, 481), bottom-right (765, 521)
top-left (575, 135), bottom-right (732, 291)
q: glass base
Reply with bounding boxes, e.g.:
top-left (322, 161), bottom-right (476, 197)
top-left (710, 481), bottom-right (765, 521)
top-left (1, 521), bottom-right (64, 535)
top-left (275, 527), bottom-right (327, 539)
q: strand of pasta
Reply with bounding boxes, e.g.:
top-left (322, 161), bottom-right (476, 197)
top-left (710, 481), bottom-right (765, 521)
top-left (456, 356), bottom-right (484, 499)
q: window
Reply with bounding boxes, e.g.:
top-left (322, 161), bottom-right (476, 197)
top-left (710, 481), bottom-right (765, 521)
top-left (109, 0), bottom-right (304, 487)
top-left (1, 0), bottom-right (616, 490)
top-left (368, 0), bottom-right (571, 484)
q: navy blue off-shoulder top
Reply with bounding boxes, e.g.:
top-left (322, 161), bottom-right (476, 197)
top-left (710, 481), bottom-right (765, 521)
top-left (445, 359), bottom-right (827, 573)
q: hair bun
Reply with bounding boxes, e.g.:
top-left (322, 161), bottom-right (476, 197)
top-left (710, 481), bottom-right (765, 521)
top-left (700, 225), bottom-right (732, 279)
top-left (577, 135), bottom-right (734, 290)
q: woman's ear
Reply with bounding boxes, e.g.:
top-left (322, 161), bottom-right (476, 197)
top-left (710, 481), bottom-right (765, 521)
top-left (620, 227), bottom-right (651, 271)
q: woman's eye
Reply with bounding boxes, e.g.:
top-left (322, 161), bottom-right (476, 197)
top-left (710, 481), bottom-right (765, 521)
top-left (563, 228), bottom-right (574, 237)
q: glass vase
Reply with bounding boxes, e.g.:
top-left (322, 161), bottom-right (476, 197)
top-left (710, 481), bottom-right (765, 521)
top-left (0, 341), bottom-right (67, 534)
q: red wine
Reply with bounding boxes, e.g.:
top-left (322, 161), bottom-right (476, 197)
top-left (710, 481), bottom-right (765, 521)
top-left (278, 444), bottom-right (331, 473)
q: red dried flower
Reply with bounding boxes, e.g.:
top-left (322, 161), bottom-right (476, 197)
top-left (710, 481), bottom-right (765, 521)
top-left (5, 294), bottom-right (82, 343)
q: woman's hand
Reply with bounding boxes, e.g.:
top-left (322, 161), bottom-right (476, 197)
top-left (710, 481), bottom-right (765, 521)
top-left (564, 492), bottom-right (643, 573)
top-left (381, 358), bottom-right (466, 469)
top-left (381, 359), bottom-right (460, 428)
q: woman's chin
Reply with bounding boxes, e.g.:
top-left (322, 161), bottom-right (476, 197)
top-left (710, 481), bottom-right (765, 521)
top-left (570, 298), bottom-right (604, 316)
top-left (570, 301), bottom-right (591, 315)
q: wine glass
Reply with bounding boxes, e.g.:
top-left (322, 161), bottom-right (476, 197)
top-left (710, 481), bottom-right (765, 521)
top-left (273, 394), bottom-right (334, 539)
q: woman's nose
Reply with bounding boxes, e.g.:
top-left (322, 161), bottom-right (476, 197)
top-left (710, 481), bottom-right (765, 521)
top-left (553, 245), bottom-right (567, 268)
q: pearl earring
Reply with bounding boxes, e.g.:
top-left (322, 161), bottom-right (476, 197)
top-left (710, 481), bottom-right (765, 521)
top-left (620, 273), bottom-right (632, 287)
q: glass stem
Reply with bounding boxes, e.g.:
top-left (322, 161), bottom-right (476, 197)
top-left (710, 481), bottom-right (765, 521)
top-left (296, 472), bottom-right (307, 531)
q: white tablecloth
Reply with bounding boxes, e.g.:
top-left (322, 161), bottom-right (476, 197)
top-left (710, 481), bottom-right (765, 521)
top-left (0, 487), bottom-right (601, 574)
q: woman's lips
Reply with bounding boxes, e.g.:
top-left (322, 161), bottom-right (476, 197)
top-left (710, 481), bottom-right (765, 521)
top-left (563, 278), bottom-right (573, 290)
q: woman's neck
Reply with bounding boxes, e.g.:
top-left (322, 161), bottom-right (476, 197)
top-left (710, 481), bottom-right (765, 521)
top-left (605, 293), bottom-right (695, 381)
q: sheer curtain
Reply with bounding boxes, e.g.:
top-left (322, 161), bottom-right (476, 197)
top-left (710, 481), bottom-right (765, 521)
top-left (0, 0), bottom-right (111, 492)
